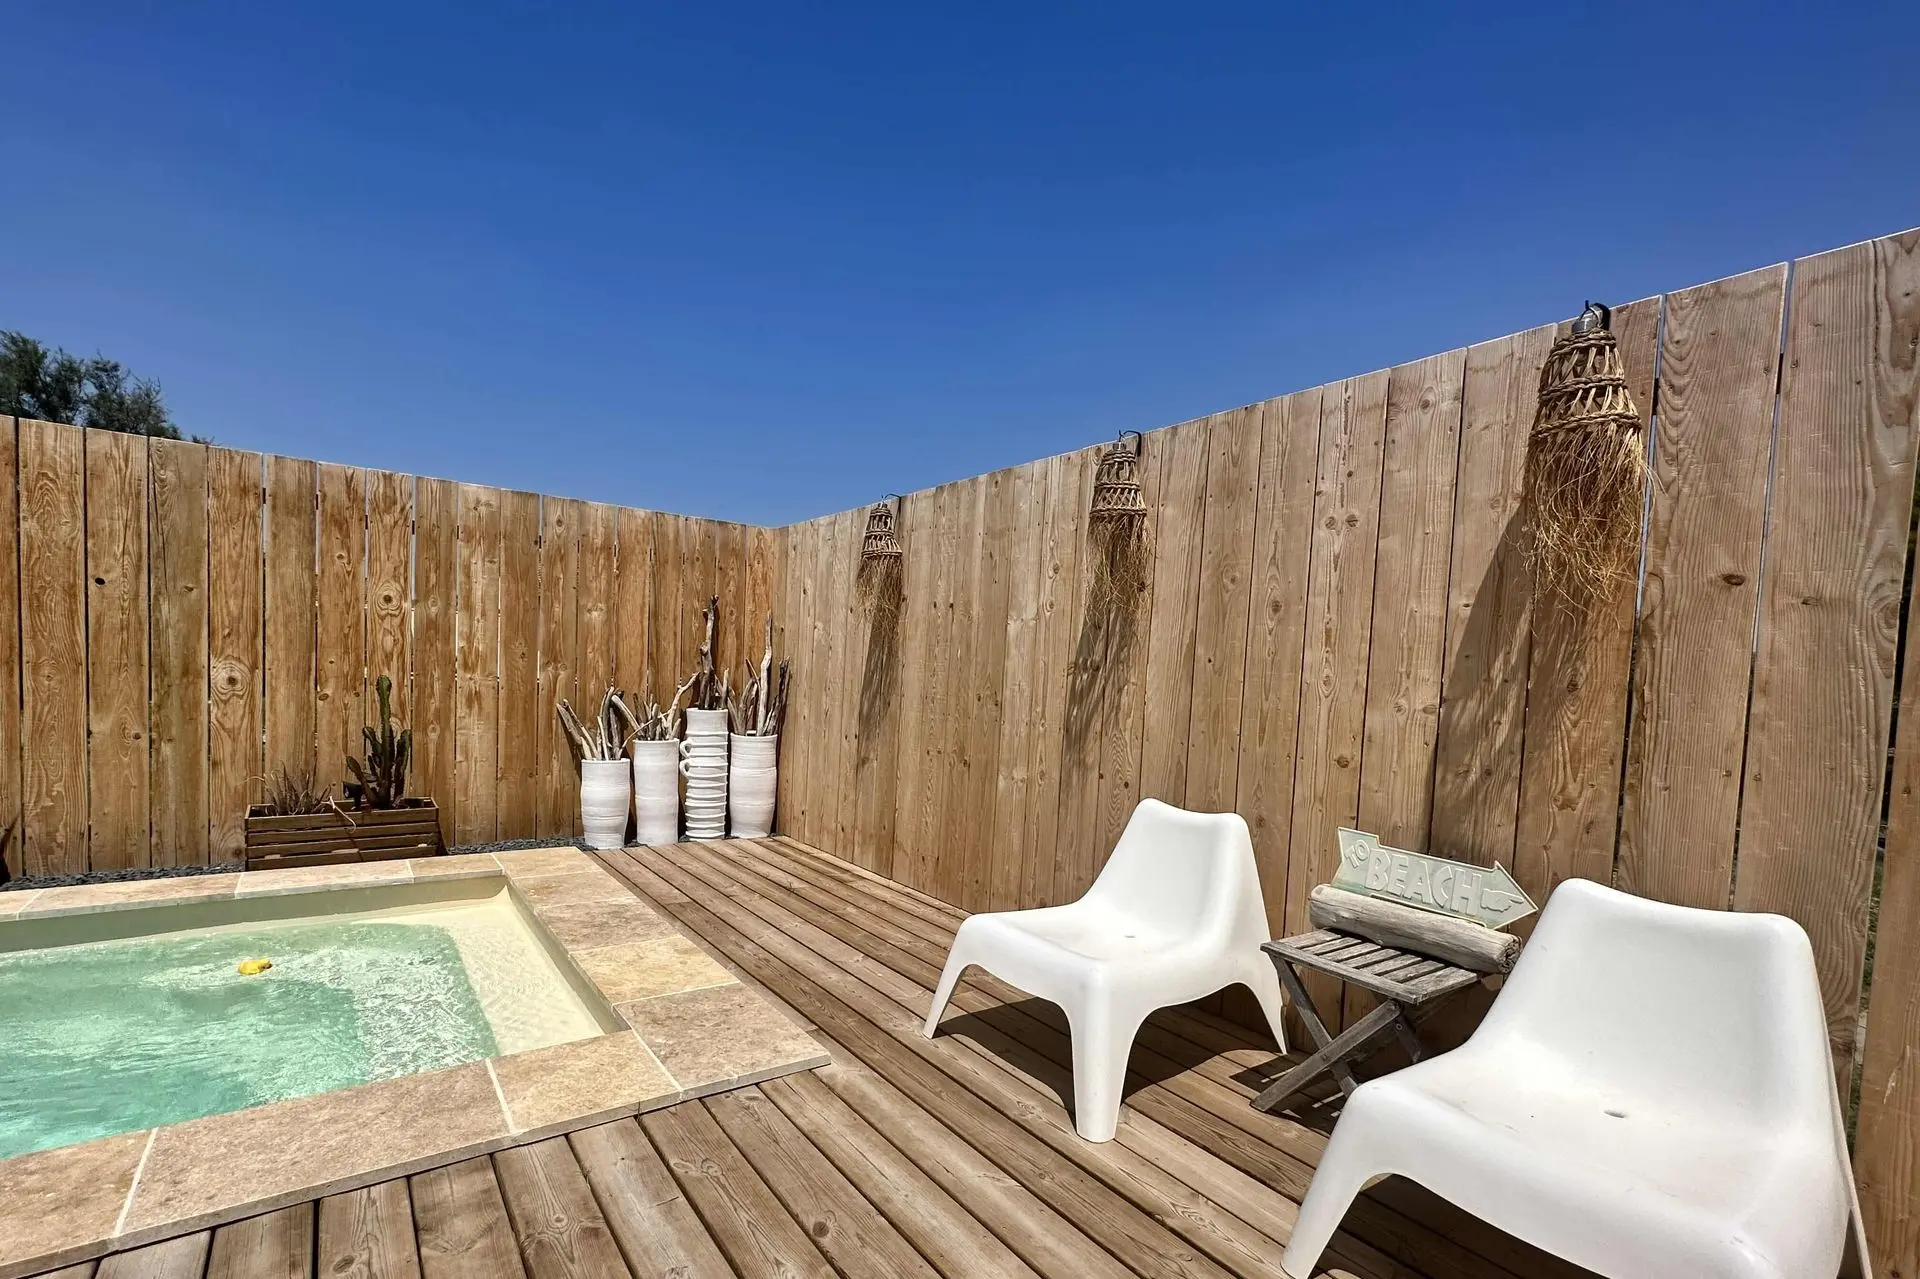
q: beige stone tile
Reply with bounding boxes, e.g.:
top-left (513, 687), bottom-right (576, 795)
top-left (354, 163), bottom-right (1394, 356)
top-left (0, 1128), bottom-right (149, 1277)
top-left (490, 1032), bottom-right (678, 1139)
top-left (406, 853), bottom-right (502, 880)
top-left (576, 936), bottom-right (736, 1005)
top-left (0, 890), bottom-right (40, 920)
top-left (510, 869), bottom-right (630, 908)
top-left (233, 861), bottom-right (412, 898)
top-left (533, 898), bottom-right (675, 951)
top-left (19, 875), bottom-right (240, 918)
top-left (492, 846), bottom-right (594, 878)
top-left (118, 1063), bottom-right (505, 1242)
top-left (622, 983), bottom-right (829, 1093)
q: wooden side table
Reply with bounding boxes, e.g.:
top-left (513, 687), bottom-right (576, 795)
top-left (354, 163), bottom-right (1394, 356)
top-left (1252, 930), bottom-right (1483, 1113)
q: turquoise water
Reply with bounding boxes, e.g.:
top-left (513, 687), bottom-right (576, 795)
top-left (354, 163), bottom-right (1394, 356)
top-left (0, 919), bottom-right (500, 1158)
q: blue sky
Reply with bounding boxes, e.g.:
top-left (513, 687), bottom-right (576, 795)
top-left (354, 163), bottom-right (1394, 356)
top-left (4, 3), bottom-right (1915, 524)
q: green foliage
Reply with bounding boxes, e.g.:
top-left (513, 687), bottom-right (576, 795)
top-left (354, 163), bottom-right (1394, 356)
top-left (345, 675), bottom-right (413, 810)
top-left (0, 331), bottom-right (189, 439)
top-left (258, 764), bottom-right (331, 817)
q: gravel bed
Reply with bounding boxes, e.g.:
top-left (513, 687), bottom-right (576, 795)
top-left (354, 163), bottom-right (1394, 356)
top-left (0, 836), bottom-right (590, 892)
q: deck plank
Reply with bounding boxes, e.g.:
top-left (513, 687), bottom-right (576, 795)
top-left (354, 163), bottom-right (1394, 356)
top-left (641, 1099), bottom-right (837, 1279)
top-left (317, 1181), bottom-right (420, 1279)
top-left (94, 1232), bottom-right (209, 1279)
top-left (408, 1157), bottom-right (526, 1279)
top-left (567, 1120), bottom-right (734, 1279)
top-left (491, 1139), bottom-right (631, 1279)
top-left (206, 1204), bottom-right (313, 1279)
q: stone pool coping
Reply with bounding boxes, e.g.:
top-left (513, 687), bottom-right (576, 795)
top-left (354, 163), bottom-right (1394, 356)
top-left (0, 847), bottom-right (829, 1279)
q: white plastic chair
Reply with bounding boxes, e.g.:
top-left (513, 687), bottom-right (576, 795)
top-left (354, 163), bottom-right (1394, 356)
top-left (1282, 878), bottom-right (1867, 1279)
top-left (922, 798), bottom-right (1288, 1142)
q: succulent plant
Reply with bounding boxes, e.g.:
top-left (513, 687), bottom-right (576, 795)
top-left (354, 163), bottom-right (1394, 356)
top-left (345, 674), bottom-right (412, 810)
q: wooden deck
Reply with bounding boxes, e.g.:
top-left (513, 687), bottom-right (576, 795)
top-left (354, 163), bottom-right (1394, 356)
top-left (44, 838), bottom-right (1593, 1279)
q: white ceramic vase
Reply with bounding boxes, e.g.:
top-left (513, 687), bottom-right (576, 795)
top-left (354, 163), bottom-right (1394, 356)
top-left (579, 758), bottom-right (632, 851)
top-left (631, 739), bottom-right (680, 845)
top-left (681, 708), bottom-right (730, 839)
top-left (728, 733), bottom-right (778, 838)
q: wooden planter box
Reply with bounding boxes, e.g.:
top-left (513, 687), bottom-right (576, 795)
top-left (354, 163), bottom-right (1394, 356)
top-left (244, 798), bottom-right (444, 871)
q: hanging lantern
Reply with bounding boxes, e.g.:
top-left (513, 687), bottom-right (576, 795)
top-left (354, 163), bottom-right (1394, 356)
top-left (1522, 301), bottom-right (1647, 608)
top-left (1090, 431), bottom-right (1146, 522)
top-left (860, 497), bottom-right (903, 563)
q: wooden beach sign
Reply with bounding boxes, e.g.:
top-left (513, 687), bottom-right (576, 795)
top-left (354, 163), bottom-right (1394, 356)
top-left (1333, 829), bottom-right (1537, 930)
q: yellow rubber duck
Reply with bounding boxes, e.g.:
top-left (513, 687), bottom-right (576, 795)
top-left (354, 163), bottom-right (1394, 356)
top-left (237, 958), bottom-right (273, 976)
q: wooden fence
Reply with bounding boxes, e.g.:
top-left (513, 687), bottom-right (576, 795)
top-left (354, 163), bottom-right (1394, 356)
top-left (773, 226), bottom-right (1920, 1275)
top-left (0, 421), bottom-right (778, 871)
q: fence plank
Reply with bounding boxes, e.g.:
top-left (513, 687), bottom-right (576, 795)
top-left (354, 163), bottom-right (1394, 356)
top-left (1185, 406), bottom-right (1263, 814)
top-left (716, 521), bottom-right (747, 679)
top-left (1618, 265), bottom-right (1788, 907)
top-left (537, 498), bottom-right (581, 837)
top-left (614, 507), bottom-right (651, 696)
top-left (1050, 449), bottom-right (1109, 906)
top-left (1234, 389), bottom-right (1323, 936)
top-left (647, 512), bottom-right (686, 696)
top-left (413, 477), bottom-right (458, 842)
top-left (149, 438), bottom-right (209, 866)
top-left (1511, 296), bottom-right (1659, 903)
top-left (85, 429), bottom-right (150, 870)
top-left (264, 455), bottom-right (317, 783)
top-left (0, 420), bottom-right (18, 864)
top-left (498, 490), bottom-right (542, 839)
top-left (1357, 349), bottom-right (1467, 850)
top-left (366, 471), bottom-right (412, 725)
top-left (1093, 441), bottom-right (1156, 874)
top-left (1430, 325), bottom-right (1556, 868)
top-left (18, 419), bottom-right (87, 875)
top-left (456, 485), bottom-right (503, 844)
top-left (1136, 420), bottom-right (1210, 808)
top-left (207, 448), bottom-right (263, 857)
top-left (315, 464), bottom-right (366, 797)
top-left (1283, 371), bottom-right (1392, 1027)
top-left (985, 465), bottom-right (1044, 909)
top-left (901, 484), bottom-right (958, 894)
top-left (1741, 233), bottom-right (1920, 1086)
top-left (577, 502), bottom-right (615, 699)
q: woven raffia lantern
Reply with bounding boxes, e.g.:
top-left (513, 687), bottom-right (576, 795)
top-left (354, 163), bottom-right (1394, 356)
top-left (860, 498), bottom-right (903, 563)
top-left (1523, 301), bottom-right (1647, 609)
top-left (1090, 431), bottom-right (1146, 522)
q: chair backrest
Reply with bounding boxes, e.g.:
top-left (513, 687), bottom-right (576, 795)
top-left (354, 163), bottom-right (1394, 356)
top-left (1081, 798), bottom-right (1263, 940)
top-left (1473, 878), bottom-right (1834, 1125)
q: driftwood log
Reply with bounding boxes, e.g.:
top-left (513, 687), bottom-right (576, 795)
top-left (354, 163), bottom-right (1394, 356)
top-left (1308, 884), bottom-right (1520, 974)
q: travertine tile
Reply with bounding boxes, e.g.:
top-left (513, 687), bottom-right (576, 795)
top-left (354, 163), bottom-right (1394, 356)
top-left (510, 869), bottom-right (630, 908)
top-left (233, 862), bottom-right (412, 898)
top-left (533, 898), bottom-right (675, 951)
top-left (622, 983), bottom-right (828, 1093)
top-left (577, 936), bottom-right (736, 1005)
top-left (405, 853), bottom-right (502, 880)
top-left (20, 875), bottom-right (240, 918)
top-left (490, 1033), bottom-right (677, 1139)
top-left (492, 847), bottom-right (594, 878)
top-left (0, 1128), bottom-right (149, 1278)
top-left (118, 1064), bottom-right (506, 1242)
top-left (0, 890), bottom-right (40, 920)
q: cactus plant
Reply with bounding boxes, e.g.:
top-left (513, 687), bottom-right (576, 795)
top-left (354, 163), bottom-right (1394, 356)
top-left (345, 674), bottom-right (412, 810)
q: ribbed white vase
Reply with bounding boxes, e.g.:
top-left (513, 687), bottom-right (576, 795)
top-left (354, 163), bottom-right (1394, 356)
top-left (631, 739), bottom-right (680, 845)
top-left (728, 733), bottom-right (778, 838)
top-left (578, 759), bottom-right (632, 851)
top-left (680, 709), bottom-right (730, 839)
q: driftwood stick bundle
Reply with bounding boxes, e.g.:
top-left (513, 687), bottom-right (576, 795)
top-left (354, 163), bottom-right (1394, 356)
top-left (1308, 884), bottom-right (1520, 974)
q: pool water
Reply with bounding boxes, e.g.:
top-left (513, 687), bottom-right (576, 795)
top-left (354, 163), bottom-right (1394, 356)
top-left (0, 887), bottom-right (608, 1159)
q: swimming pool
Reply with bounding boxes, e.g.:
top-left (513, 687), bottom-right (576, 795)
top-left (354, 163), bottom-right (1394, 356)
top-left (0, 875), bottom-right (615, 1159)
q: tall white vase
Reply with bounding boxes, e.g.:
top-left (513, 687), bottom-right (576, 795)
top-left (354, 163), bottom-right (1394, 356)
top-left (631, 739), bottom-right (680, 845)
top-left (681, 708), bottom-right (730, 839)
top-left (579, 758), bottom-right (632, 851)
top-left (728, 733), bottom-right (778, 838)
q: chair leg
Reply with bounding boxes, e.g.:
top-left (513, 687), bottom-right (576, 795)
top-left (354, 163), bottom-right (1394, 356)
top-left (1066, 1002), bottom-right (1146, 1143)
top-left (1240, 958), bottom-right (1291, 1055)
top-left (1281, 1118), bottom-right (1381, 1278)
top-left (923, 944), bottom-right (973, 1037)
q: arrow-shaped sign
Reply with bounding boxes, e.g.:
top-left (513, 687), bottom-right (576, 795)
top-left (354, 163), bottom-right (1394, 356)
top-left (1332, 829), bottom-right (1537, 930)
